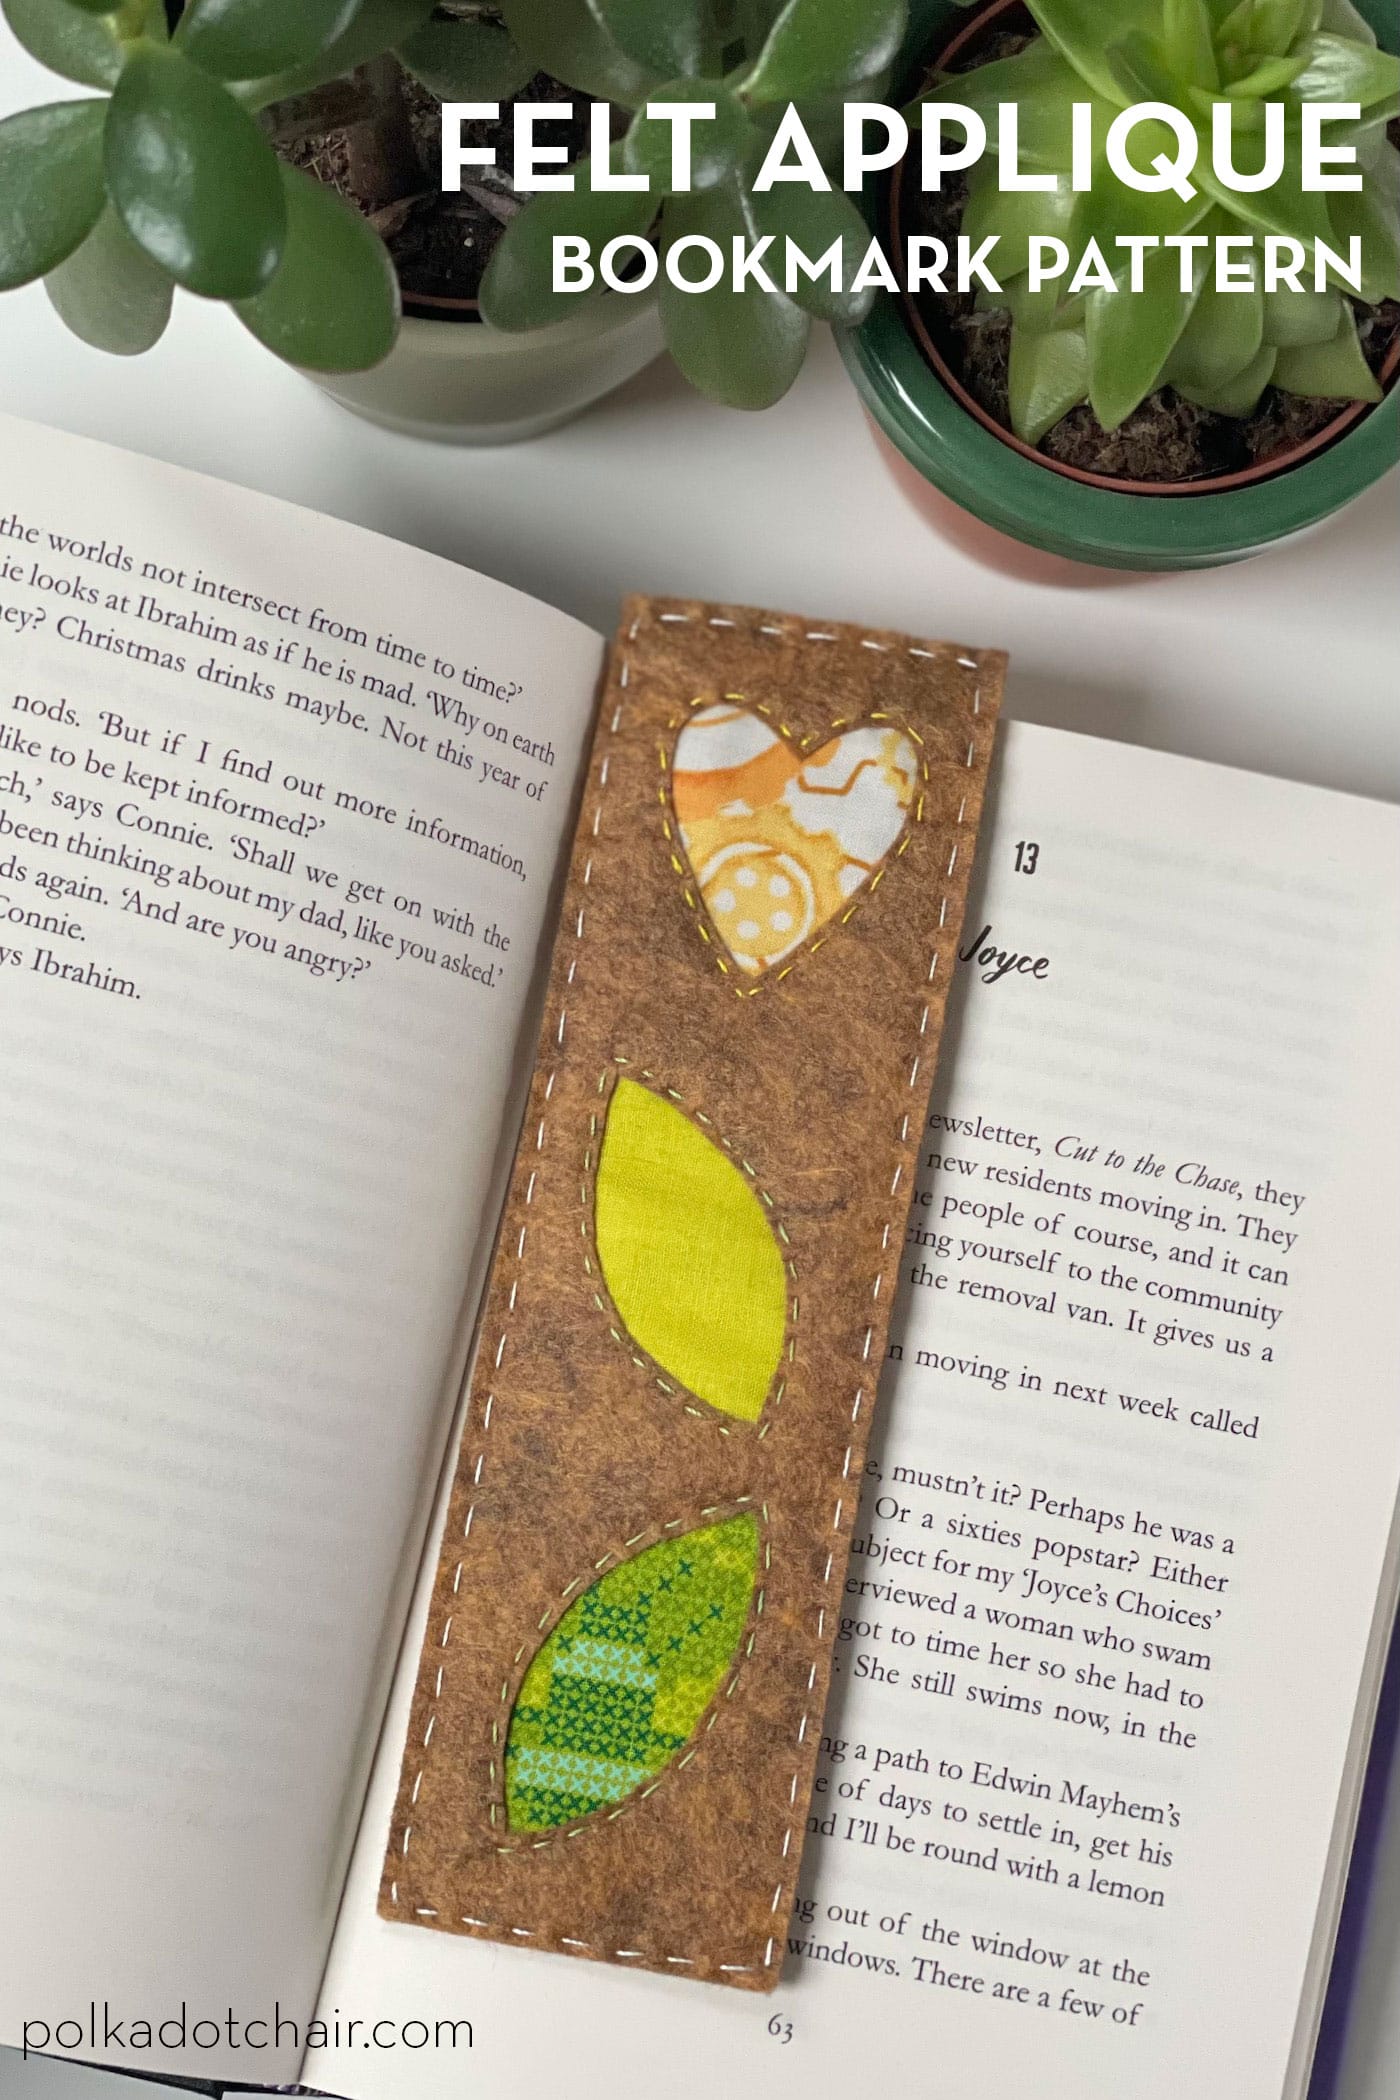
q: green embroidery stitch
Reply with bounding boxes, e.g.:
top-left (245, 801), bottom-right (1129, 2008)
top-left (594, 1076), bottom-right (788, 1423)
top-left (505, 1513), bottom-right (761, 1833)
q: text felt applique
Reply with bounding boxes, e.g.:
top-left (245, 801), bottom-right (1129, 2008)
top-left (383, 597), bottom-right (1004, 1989)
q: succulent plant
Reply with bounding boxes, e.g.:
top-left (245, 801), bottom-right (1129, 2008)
top-left (0, 0), bottom-right (536, 370)
top-left (481, 0), bottom-right (908, 406)
top-left (928, 0), bottom-right (1400, 441)
top-left (0, 0), bottom-right (908, 406)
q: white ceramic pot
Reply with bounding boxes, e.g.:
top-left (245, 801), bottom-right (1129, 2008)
top-left (312, 293), bottom-right (665, 444)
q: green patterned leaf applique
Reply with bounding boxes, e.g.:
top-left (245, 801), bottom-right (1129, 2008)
top-left (505, 1512), bottom-right (761, 1833)
top-left (594, 1077), bottom-right (789, 1423)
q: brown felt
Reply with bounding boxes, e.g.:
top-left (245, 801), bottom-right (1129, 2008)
top-left (380, 597), bottom-right (1004, 1988)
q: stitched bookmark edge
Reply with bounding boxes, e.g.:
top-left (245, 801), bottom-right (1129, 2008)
top-left (380, 597), bottom-right (1005, 1987)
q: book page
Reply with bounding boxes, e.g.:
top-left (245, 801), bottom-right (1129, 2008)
top-left (308, 721), bottom-right (1400, 2100)
top-left (0, 415), bottom-right (604, 2080)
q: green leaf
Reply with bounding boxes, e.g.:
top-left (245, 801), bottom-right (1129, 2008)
top-left (1177, 340), bottom-right (1276, 412)
top-left (963, 161), bottom-right (1076, 282)
top-left (736, 0), bottom-right (788, 51)
top-left (927, 39), bottom-right (1111, 171)
top-left (498, 0), bottom-right (659, 106)
top-left (587, 0), bottom-right (716, 77)
top-left (660, 179), bottom-right (809, 406)
top-left (1214, 0), bottom-right (1319, 51)
top-left (594, 1077), bottom-right (789, 1417)
top-left (740, 0), bottom-right (907, 106)
top-left (505, 1513), bottom-right (760, 1832)
top-left (1025, 0), bottom-right (1163, 104)
top-left (106, 45), bottom-right (287, 298)
top-left (236, 164), bottom-right (398, 371)
top-left (1164, 0), bottom-right (1219, 87)
top-left (177, 0), bottom-right (361, 80)
top-left (1224, 52), bottom-right (1307, 91)
top-left (1244, 0), bottom-right (1317, 52)
top-left (928, 32), bottom-right (1073, 115)
top-left (1215, 0), bottom-right (1259, 45)
top-left (1167, 275), bottom-right (1264, 391)
top-left (1319, 0), bottom-right (1377, 43)
top-left (0, 101), bottom-right (106, 293)
top-left (480, 160), bottom-right (656, 329)
top-left (397, 16), bottom-right (535, 101)
top-left (247, 0), bottom-right (436, 104)
top-left (1, 0), bottom-right (122, 85)
top-left (754, 68), bottom-right (895, 160)
top-left (1274, 299), bottom-right (1383, 398)
top-left (624, 78), bottom-right (750, 191)
top-left (1262, 284), bottom-right (1342, 342)
top-left (1072, 141), bottom-right (1213, 257)
top-left (1216, 33), bottom-right (1257, 82)
top-left (1331, 104), bottom-right (1400, 166)
top-left (1085, 238), bottom-right (1202, 428)
top-left (1327, 139), bottom-right (1400, 301)
top-left (1196, 139), bottom-right (1335, 245)
top-left (1073, 95), bottom-right (1214, 255)
top-left (1287, 30), bottom-right (1400, 103)
top-left (748, 179), bottom-right (875, 321)
top-left (1009, 321), bottom-right (1090, 442)
top-left (980, 272), bottom-right (1086, 330)
top-left (1106, 29), bottom-right (1188, 105)
top-left (44, 202), bottom-right (173, 354)
top-left (60, 0), bottom-right (118, 11)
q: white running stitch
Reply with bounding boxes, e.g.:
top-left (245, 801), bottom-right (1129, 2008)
top-left (391, 612), bottom-right (987, 1979)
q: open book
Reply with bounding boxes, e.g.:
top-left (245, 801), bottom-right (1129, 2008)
top-left (1, 412), bottom-right (1397, 2100)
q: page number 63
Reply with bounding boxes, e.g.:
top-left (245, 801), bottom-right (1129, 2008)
top-left (767, 2015), bottom-right (794, 2044)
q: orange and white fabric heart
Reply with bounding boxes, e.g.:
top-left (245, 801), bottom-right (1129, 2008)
top-left (671, 703), bottom-right (920, 979)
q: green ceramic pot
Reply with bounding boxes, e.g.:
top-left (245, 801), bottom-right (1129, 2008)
top-left (841, 0), bottom-right (1400, 570)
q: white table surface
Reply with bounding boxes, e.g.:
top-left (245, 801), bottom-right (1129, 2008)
top-left (2, 23), bottom-right (1398, 2100)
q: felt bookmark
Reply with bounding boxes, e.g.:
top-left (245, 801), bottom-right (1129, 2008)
top-left (381, 597), bottom-right (1005, 1989)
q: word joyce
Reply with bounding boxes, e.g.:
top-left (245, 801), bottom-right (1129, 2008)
top-left (957, 923), bottom-right (1051, 986)
top-left (440, 98), bottom-right (1366, 202)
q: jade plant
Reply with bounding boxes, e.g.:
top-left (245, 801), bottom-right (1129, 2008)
top-left (476, 0), bottom-right (908, 404)
top-left (0, 0), bottom-right (547, 368)
top-left (929, 0), bottom-right (1400, 442)
top-left (0, 0), bottom-right (908, 406)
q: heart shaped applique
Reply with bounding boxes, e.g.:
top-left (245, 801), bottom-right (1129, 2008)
top-left (671, 703), bottom-right (921, 980)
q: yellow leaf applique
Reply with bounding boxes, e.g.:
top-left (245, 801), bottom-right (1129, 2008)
top-left (594, 1077), bottom-right (789, 1424)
